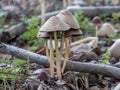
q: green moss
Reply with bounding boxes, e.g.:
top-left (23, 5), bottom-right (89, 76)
top-left (23, 16), bottom-right (40, 43)
top-left (74, 10), bottom-right (95, 37)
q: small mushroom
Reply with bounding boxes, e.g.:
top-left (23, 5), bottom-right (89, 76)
top-left (56, 10), bottom-right (82, 73)
top-left (96, 23), bottom-right (116, 37)
top-left (92, 16), bottom-right (102, 27)
top-left (36, 70), bottom-right (49, 81)
top-left (37, 16), bottom-right (70, 80)
top-left (92, 17), bottom-right (116, 37)
top-left (109, 39), bottom-right (120, 59)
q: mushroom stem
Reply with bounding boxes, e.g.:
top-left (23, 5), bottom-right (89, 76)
top-left (62, 37), bottom-right (70, 73)
top-left (40, 0), bottom-right (46, 25)
top-left (49, 37), bottom-right (54, 75)
top-left (54, 32), bottom-right (62, 80)
top-left (60, 32), bottom-right (65, 56)
top-left (46, 39), bottom-right (50, 62)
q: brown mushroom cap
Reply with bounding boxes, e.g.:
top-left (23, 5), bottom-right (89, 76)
top-left (92, 16), bottom-right (102, 26)
top-left (37, 32), bottom-right (61, 38)
top-left (65, 28), bottom-right (83, 37)
top-left (36, 70), bottom-right (49, 81)
top-left (96, 23), bottom-right (116, 37)
top-left (56, 10), bottom-right (80, 29)
top-left (56, 10), bottom-right (82, 36)
top-left (39, 16), bottom-right (70, 32)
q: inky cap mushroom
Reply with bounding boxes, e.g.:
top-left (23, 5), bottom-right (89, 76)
top-left (96, 23), bottom-right (116, 37)
top-left (57, 10), bottom-right (79, 29)
top-left (65, 28), bottom-right (82, 37)
top-left (37, 32), bottom-right (62, 39)
top-left (92, 16), bottom-right (102, 26)
top-left (39, 16), bottom-right (70, 32)
top-left (56, 10), bottom-right (82, 37)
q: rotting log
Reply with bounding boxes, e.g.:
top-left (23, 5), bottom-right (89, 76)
top-left (0, 43), bottom-right (120, 80)
top-left (39, 6), bottom-right (120, 19)
top-left (114, 62), bottom-right (120, 68)
top-left (1, 6), bottom-right (120, 43)
top-left (0, 23), bottom-right (26, 43)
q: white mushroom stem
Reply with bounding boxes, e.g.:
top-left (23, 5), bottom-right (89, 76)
top-left (40, 0), bottom-right (46, 25)
top-left (45, 40), bottom-right (50, 62)
top-left (54, 32), bottom-right (62, 80)
top-left (60, 32), bottom-right (65, 56)
top-left (47, 40), bottom-right (61, 50)
top-left (49, 37), bottom-right (54, 75)
top-left (62, 37), bottom-right (70, 73)
top-left (71, 37), bottom-right (98, 48)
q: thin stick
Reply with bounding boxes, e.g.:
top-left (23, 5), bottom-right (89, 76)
top-left (21, 0), bottom-right (27, 10)
top-left (63, 0), bottom-right (67, 9)
top-left (46, 40), bottom-right (50, 62)
top-left (62, 37), bottom-right (70, 73)
top-left (71, 37), bottom-right (98, 47)
top-left (49, 37), bottom-right (54, 75)
top-left (68, 0), bottom-right (72, 6)
top-left (8, 0), bottom-right (11, 5)
top-left (40, 0), bottom-right (46, 25)
top-left (54, 32), bottom-right (62, 80)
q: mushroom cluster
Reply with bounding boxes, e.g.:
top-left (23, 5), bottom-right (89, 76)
top-left (37, 10), bottom-right (82, 80)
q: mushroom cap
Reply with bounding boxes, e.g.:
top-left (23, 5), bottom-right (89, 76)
top-left (39, 16), bottom-right (70, 32)
top-left (65, 28), bottom-right (83, 37)
top-left (96, 23), bottom-right (116, 37)
top-left (56, 10), bottom-right (80, 29)
top-left (92, 16), bottom-right (102, 26)
top-left (109, 39), bottom-right (120, 58)
top-left (37, 32), bottom-right (61, 38)
top-left (37, 32), bottom-right (53, 38)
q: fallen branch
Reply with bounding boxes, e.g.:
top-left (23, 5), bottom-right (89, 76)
top-left (39, 6), bottom-right (120, 19)
top-left (0, 43), bottom-right (120, 80)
